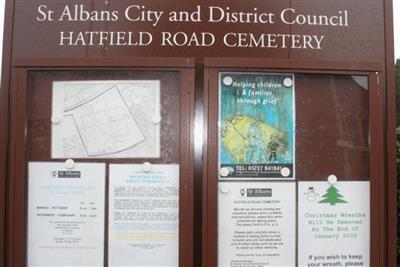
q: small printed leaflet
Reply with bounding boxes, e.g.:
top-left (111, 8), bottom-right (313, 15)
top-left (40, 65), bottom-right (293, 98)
top-left (219, 72), bottom-right (295, 179)
top-left (52, 80), bottom-right (161, 158)
top-left (298, 181), bottom-right (370, 267)
top-left (27, 162), bottom-right (105, 267)
top-left (218, 182), bottom-right (296, 267)
top-left (108, 164), bottom-right (179, 267)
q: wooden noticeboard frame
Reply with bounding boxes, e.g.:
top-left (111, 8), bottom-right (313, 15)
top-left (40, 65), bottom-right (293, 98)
top-left (202, 58), bottom-right (385, 267)
top-left (0, 1), bottom-right (396, 266)
top-left (6, 57), bottom-right (195, 267)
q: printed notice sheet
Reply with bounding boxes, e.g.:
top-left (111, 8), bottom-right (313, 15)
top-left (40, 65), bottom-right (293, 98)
top-left (28, 162), bottom-right (105, 267)
top-left (298, 181), bottom-right (370, 267)
top-left (218, 182), bottom-right (295, 267)
top-left (52, 80), bottom-right (160, 158)
top-left (219, 72), bottom-right (295, 179)
top-left (109, 164), bottom-right (179, 267)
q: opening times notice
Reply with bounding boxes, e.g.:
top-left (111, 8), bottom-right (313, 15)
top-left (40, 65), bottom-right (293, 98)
top-left (218, 182), bottom-right (295, 267)
top-left (28, 162), bottom-right (105, 267)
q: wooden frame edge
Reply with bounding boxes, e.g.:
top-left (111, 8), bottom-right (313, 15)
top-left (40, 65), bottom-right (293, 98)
top-left (383, 0), bottom-right (397, 265)
top-left (0, 0), bottom-right (16, 265)
top-left (12, 57), bottom-right (195, 68)
top-left (369, 72), bottom-right (387, 266)
top-left (180, 67), bottom-right (195, 267)
top-left (204, 58), bottom-right (383, 72)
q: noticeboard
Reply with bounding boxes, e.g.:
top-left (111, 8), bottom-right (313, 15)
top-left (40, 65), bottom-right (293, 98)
top-left (202, 60), bottom-right (384, 267)
top-left (0, 1), bottom-right (396, 267)
top-left (6, 62), bottom-right (195, 267)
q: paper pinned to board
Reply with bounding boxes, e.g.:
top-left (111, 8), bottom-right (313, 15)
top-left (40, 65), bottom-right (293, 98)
top-left (218, 182), bottom-right (296, 267)
top-left (298, 181), bottom-right (370, 267)
top-left (219, 72), bottom-right (295, 179)
top-left (52, 80), bottom-right (160, 159)
top-left (27, 161), bottom-right (106, 267)
top-left (108, 164), bottom-right (179, 267)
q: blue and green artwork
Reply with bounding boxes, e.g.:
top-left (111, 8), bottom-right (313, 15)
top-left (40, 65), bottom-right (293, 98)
top-left (219, 72), bottom-right (295, 179)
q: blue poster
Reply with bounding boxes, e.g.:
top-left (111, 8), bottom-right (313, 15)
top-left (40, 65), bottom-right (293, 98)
top-left (219, 72), bottom-right (295, 179)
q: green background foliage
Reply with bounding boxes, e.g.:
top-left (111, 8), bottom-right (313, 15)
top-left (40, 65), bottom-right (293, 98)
top-left (396, 59), bottom-right (400, 125)
top-left (397, 128), bottom-right (400, 261)
top-left (396, 59), bottom-right (400, 262)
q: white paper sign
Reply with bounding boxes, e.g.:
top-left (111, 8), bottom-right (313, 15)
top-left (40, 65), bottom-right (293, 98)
top-left (298, 181), bottom-right (370, 267)
top-left (218, 182), bottom-right (295, 267)
top-left (109, 164), bottom-right (179, 267)
top-left (28, 162), bottom-right (105, 267)
top-left (52, 80), bottom-right (160, 159)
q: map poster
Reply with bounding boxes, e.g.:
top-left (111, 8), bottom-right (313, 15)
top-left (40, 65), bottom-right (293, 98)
top-left (52, 80), bottom-right (160, 159)
top-left (27, 162), bottom-right (105, 267)
top-left (219, 72), bottom-right (295, 179)
top-left (298, 181), bottom-right (370, 267)
top-left (108, 164), bottom-right (179, 267)
top-left (218, 182), bottom-right (296, 267)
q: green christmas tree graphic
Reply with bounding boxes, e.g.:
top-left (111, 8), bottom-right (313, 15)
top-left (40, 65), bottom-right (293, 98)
top-left (318, 185), bottom-right (347, 205)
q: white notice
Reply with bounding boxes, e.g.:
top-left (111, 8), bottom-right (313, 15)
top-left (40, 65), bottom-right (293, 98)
top-left (109, 164), bottom-right (179, 267)
top-left (52, 80), bottom-right (160, 158)
top-left (218, 182), bottom-right (295, 267)
top-left (298, 181), bottom-right (370, 267)
top-left (28, 162), bottom-right (105, 267)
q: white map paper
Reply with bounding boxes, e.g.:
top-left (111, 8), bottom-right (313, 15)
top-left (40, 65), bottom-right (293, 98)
top-left (218, 182), bottom-right (296, 267)
top-left (52, 80), bottom-right (160, 158)
top-left (108, 164), bottom-right (179, 267)
top-left (28, 162), bottom-right (105, 267)
top-left (298, 181), bottom-right (370, 267)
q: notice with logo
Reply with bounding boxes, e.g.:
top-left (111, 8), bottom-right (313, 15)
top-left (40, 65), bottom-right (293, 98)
top-left (218, 182), bottom-right (295, 267)
top-left (27, 162), bottom-right (105, 267)
top-left (298, 181), bottom-right (370, 267)
top-left (219, 72), bottom-right (295, 179)
top-left (108, 164), bottom-right (179, 267)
